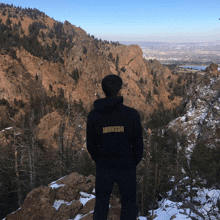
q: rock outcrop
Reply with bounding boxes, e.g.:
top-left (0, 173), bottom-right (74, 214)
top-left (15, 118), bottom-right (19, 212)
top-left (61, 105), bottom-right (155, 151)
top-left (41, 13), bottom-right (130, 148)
top-left (168, 71), bottom-right (220, 159)
top-left (5, 172), bottom-right (121, 220)
top-left (205, 63), bottom-right (220, 75)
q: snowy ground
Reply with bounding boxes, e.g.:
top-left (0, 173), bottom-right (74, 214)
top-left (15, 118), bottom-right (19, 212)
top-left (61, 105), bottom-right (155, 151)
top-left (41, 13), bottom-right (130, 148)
top-left (4, 178), bottom-right (220, 220)
top-left (147, 186), bottom-right (220, 220)
top-left (49, 184), bottom-right (220, 220)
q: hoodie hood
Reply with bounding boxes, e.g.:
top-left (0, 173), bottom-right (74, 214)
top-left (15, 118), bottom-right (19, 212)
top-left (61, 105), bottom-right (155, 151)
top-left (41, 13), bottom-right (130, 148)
top-left (94, 96), bottom-right (124, 113)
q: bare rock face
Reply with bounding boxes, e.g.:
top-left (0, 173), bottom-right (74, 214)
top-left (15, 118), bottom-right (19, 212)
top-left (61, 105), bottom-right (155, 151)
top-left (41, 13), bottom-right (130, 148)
top-left (55, 185), bottom-right (80, 202)
top-left (210, 63), bottom-right (218, 72)
top-left (79, 198), bottom-right (95, 215)
top-left (5, 172), bottom-right (89, 220)
top-left (54, 173), bottom-right (94, 202)
top-left (56, 172), bottom-right (95, 192)
top-left (5, 172), bottom-right (122, 220)
top-left (53, 201), bottom-right (83, 220)
top-left (6, 186), bottom-right (56, 220)
top-left (80, 213), bottom-right (94, 220)
top-left (205, 63), bottom-right (220, 75)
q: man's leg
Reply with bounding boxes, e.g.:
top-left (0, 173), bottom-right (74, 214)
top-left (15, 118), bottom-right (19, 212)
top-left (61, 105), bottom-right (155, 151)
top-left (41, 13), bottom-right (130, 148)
top-left (93, 165), bottom-right (115, 220)
top-left (116, 168), bottom-right (137, 220)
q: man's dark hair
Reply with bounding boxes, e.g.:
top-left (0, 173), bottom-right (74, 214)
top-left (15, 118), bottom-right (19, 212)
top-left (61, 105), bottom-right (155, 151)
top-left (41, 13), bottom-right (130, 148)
top-left (102, 74), bottom-right (122, 98)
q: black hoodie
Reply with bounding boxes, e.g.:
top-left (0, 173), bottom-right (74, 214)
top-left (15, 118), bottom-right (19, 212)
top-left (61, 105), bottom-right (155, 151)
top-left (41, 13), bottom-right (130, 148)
top-left (86, 96), bottom-right (143, 170)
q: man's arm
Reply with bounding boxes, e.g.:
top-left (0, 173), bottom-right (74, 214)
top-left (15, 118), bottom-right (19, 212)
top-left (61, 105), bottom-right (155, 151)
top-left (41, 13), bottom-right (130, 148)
top-left (86, 112), bottom-right (100, 163)
top-left (132, 110), bottom-right (144, 166)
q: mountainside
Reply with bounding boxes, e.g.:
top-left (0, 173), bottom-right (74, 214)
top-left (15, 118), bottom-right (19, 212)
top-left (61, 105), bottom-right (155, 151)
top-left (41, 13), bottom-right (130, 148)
top-left (0, 4), bottom-right (183, 150)
top-left (1, 3), bottom-right (220, 220)
top-left (169, 71), bottom-right (220, 160)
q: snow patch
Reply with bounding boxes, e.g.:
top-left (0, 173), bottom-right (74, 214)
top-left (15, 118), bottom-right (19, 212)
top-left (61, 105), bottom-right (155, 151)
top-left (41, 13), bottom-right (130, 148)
top-left (15, 133), bottom-right (21, 136)
top-left (1, 127), bottom-right (13, 132)
top-left (49, 176), bottom-right (66, 189)
top-left (149, 199), bottom-right (187, 220)
top-left (149, 186), bottom-right (220, 220)
top-left (73, 211), bottom-right (94, 220)
top-left (79, 191), bottom-right (95, 206)
top-left (214, 105), bottom-right (220, 110)
top-left (2, 207), bottom-right (21, 220)
top-left (49, 183), bottom-right (65, 189)
top-left (53, 199), bottom-right (73, 211)
top-left (5, 127), bottom-right (13, 130)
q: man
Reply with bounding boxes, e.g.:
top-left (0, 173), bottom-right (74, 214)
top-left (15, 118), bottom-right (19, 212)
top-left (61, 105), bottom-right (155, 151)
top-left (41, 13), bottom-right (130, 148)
top-left (86, 74), bottom-right (143, 220)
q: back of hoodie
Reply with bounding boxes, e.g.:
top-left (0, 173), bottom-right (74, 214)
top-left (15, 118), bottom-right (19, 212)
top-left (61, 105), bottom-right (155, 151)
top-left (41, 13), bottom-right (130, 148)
top-left (86, 96), bottom-right (143, 170)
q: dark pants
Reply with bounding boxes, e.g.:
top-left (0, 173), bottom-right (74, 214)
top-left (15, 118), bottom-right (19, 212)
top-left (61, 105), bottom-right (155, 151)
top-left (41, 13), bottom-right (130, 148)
top-left (93, 165), bottom-right (137, 220)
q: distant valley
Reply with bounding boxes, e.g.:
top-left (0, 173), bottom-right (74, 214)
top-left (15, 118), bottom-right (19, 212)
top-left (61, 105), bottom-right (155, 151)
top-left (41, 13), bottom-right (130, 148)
top-left (120, 41), bottom-right (220, 66)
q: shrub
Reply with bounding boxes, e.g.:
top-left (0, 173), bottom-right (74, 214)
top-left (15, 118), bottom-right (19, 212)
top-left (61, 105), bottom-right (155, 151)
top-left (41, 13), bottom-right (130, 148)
top-left (0, 98), bottom-right (8, 106)
top-left (154, 87), bottom-right (159, 95)
top-left (83, 46), bottom-right (87, 54)
top-left (191, 142), bottom-right (220, 186)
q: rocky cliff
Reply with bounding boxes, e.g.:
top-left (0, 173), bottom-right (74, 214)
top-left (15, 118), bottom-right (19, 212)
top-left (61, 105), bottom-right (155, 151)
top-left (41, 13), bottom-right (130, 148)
top-left (168, 66), bottom-right (220, 160)
top-left (0, 4), bottom-right (182, 151)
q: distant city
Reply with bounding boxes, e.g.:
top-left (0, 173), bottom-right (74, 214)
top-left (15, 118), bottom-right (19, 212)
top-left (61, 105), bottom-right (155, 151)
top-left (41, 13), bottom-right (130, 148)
top-left (120, 41), bottom-right (220, 67)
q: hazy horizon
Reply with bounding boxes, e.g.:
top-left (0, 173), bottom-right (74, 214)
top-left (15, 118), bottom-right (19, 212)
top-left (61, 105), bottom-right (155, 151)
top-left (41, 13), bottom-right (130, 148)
top-left (119, 40), bottom-right (220, 44)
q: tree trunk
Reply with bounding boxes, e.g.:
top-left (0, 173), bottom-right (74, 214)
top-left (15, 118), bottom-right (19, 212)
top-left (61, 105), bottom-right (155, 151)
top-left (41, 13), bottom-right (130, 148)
top-left (14, 136), bottom-right (22, 206)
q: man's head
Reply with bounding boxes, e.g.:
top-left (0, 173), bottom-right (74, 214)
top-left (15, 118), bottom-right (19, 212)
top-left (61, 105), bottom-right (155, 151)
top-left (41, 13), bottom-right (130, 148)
top-left (102, 74), bottom-right (123, 98)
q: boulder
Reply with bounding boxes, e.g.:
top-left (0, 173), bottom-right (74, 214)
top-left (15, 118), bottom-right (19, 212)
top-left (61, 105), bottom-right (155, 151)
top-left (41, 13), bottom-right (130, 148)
top-left (80, 213), bottom-right (94, 220)
top-left (55, 172), bottom-right (95, 202)
top-left (79, 198), bottom-right (95, 215)
top-left (6, 172), bottom-right (95, 220)
top-left (6, 187), bottom-right (56, 220)
top-left (55, 185), bottom-right (80, 202)
top-left (206, 63), bottom-right (220, 75)
top-left (6, 171), bottom-right (125, 220)
top-left (53, 201), bottom-right (83, 220)
top-left (210, 63), bottom-right (218, 72)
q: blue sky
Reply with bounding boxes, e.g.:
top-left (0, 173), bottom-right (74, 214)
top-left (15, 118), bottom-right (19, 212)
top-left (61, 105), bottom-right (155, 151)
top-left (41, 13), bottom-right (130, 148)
top-left (2, 0), bottom-right (220, 42)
